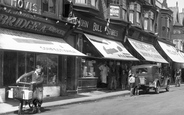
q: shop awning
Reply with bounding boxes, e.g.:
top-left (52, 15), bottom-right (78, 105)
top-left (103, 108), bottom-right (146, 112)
top-left (158, 41), bottom-right (184, 63)
top-left (84, 34), bottom-right (138, 61)
top-left (0, 28), bottom-right (86, 56)
top-left (128, 38), bottom-right (168, 63)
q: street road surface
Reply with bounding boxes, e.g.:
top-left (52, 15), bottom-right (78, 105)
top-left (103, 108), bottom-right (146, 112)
top-left (7, 86), bottom-right (184, 115)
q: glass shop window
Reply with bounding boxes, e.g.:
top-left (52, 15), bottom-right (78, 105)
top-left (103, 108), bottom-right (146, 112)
top-left (82, 59), bottom-right (96, 77)
top-left (18, 52), bottom-right (35, 83)
top-left (36, 54), bottom-right (58, 85)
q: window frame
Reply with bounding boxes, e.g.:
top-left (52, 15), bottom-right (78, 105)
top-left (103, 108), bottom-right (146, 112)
top-left (41, 0), bottom-right (57, 18)
top-left (129, 2), bottom-right (142, 27)
top-left (74, 0), bottom-right (99, 9)
top-left (109, 0), bottom-right (127, 21)
top-left (143, 10), bottom-right (155, 32)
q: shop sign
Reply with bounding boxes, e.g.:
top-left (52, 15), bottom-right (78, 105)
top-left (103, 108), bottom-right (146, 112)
top-left (76, 18), bottom-right (121, 39)
top-left (110, 5), bottom-right (120, 18)
top-left (130, 39), bottom-right (165, 61)
top-left (0, 7), bottom-right (68, 37)
top-left (0, 0), bottom-right (39, 14)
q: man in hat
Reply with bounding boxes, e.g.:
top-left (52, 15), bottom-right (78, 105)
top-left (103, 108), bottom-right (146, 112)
top-left (16, 65), bottom-right (44, 113)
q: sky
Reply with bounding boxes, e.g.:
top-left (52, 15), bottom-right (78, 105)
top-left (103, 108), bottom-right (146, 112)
top-left (167, 0), bottom-right (184, 12)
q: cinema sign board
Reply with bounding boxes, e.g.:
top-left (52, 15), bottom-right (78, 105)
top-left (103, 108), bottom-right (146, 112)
top-left (0, 0), bottom-right (40, 14)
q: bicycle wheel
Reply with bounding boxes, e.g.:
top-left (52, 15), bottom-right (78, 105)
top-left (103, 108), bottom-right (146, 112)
top-left (18, 100), bottom-right (23, 115)
top-left (29, 100), bottom-right (34, 109)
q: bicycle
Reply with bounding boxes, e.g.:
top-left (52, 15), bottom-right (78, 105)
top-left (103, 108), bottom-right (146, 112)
top-left (8, 82), bottom-right (36, 115)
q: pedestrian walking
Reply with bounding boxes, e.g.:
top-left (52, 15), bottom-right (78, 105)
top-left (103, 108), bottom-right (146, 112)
top-left (175, 68), bottom-right (181, 87)
top-left (134, 74), bottom-right (140, 95)
top-left (128, 74), bottom-right (135, 96)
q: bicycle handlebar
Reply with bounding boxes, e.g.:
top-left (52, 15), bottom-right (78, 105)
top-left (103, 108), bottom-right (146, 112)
top-left (16, 82), bottom-right (34, 85)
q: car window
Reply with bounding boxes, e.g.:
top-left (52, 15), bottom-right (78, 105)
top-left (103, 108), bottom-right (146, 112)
top-left (136, 68), bottom-right (148, 74)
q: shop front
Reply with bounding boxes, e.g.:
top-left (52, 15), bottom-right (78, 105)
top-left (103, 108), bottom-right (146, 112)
top-left (71, 13), bottom-right (138, 92)
top-left (156, 40), bottom-right (184, 82)
top-left (0, 6), bottom-right (85, 102)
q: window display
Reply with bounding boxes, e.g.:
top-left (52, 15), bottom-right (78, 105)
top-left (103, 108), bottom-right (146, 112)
top-left (82, 59), bottom-right (96, 77)
top-left (36, 54), bottom-right (58, 85)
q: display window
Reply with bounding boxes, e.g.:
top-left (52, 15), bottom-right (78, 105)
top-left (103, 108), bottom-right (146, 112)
top-left (3, 51), bottom-right (58, 86)
top-left (36, 54), bottom-right (58, 85)
top-left (81, 59), bottom-right (97, 77)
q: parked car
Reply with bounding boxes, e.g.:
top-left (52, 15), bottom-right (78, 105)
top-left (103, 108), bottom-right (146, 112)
top-left (131, 64), bottom-right (170, 94)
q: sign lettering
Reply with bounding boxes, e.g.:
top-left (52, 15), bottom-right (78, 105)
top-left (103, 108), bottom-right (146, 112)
top-left (79, 19), bottom-right (89, 28)
top-left (0, 13), bottom-right (66, 36)
top-left (1, 0), bottom-right (38, 14)
top-left (93, 22), bottom-right (102, 32)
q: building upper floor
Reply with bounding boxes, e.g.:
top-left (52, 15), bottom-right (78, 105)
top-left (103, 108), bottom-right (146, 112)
top-left (0, 0), bottom-right (174, 40)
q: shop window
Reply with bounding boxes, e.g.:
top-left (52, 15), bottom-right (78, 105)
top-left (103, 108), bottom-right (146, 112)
top-left (18, 52), bottom-right (26, 79)
top-left (42, 0), bottom-right (56, 14)
top-left (17, 52), bottom-right (36, 83)
top-left (81, 59), bottom-right (96, 77)
top-left (36, 54), bottom-right (58, 85)
top-left (3, 51), bottom-right (17, 86)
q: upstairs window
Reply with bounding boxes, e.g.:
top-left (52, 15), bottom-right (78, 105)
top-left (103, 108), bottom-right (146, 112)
top-left (136, 4), bottom-right (141, 25)
top-left (42, 0), bottom-right (56, 14)
top-left (110, 0), bottom-right (127, 21)
top-left (74, 0), bottom-right (98, 9)
top-left (75, 0), bottom-right (87, 4)
top-left (91, 0), bottom-right (99, 9)
top-left (144, 11), bottom-right (154, 32)
top-left (147, 0), bottom-right (154, 5)
top-left (129, 2), bottom-right (142, 27)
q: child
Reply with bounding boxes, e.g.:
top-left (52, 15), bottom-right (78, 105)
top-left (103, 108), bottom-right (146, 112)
top-left (129, 74), bottom-right (135, 96)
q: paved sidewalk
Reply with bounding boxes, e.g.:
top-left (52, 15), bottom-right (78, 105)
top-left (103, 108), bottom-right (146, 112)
top-left (0, 89), bottom-right (130, 115)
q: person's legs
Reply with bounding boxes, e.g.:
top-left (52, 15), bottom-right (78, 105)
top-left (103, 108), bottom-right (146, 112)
top-left (37, 89), bottom-right (43, 113)
top-left (32, 99), bottom-right (38, 113)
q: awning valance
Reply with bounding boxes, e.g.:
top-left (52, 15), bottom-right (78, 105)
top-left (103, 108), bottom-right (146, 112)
top-left (0, 28), bottom-right (86, 56)
top-left (128, 38), bottom-right (168, 63)
top-left (84, 34), bottom-right (138, 61)
top-left (158, 41), bottom-right (184, 63)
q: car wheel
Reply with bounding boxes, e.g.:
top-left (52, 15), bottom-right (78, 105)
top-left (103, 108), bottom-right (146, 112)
top-left (155, 83), bottom-right (160, 94)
